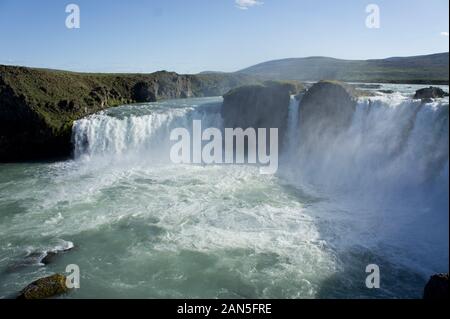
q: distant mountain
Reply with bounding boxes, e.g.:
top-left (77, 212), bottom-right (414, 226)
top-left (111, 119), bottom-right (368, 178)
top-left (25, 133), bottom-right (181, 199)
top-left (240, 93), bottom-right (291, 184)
top-left (237, 53), bottom-right (449, 84)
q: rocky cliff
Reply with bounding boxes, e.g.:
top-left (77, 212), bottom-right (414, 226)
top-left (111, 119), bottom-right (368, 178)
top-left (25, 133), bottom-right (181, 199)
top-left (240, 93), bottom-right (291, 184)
top-left (0, 65), bottom-right (257, 161)
top-left (298, 80), bottom-right (357, 151)
top-left (221, 80), bottom-right (304, 148)
top-left (423, 273), bottom-right (449, 299)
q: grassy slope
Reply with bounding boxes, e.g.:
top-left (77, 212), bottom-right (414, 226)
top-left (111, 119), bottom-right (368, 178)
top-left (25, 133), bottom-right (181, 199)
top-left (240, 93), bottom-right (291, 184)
top-left (238, 53), bottom-right (449, 84)
top-left (0, 66), bottom-right (255, 130)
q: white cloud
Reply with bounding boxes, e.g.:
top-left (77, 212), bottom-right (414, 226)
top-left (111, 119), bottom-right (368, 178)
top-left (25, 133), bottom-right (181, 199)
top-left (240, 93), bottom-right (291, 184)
top-left (235, 0), bottom-right (263, 10)
top-left (441, 32), bottom-right (449, 37)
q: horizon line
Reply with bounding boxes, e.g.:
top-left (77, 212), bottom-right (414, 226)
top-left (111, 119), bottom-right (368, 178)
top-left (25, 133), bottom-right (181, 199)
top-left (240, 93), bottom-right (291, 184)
top-left (1, 51), bottom-right (448, 75)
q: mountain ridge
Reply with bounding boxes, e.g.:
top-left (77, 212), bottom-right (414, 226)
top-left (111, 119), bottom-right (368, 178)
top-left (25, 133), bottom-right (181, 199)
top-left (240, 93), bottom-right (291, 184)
top-left (237, 52), bottom-right (449, 84)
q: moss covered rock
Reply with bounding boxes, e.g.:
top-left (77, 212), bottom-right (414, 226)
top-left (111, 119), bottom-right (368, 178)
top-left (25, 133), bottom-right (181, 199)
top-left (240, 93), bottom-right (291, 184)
top-left (17, 274), bottom-right (69, 299)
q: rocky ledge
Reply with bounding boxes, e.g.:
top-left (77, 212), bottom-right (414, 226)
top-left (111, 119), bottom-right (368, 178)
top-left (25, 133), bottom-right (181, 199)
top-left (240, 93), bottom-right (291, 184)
top-left (17, 274), bottom-right (69, 299)
top-left (414, 86), bottom-right (449, 101)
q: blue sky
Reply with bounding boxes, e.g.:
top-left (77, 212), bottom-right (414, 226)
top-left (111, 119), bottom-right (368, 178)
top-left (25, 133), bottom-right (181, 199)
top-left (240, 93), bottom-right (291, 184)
top-left (0, 0), bottom-right (448, 73)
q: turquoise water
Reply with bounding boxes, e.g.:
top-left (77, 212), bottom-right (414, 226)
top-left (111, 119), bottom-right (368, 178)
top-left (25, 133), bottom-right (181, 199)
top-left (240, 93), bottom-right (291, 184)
top-left (0, 89), bottom-right (448, 299)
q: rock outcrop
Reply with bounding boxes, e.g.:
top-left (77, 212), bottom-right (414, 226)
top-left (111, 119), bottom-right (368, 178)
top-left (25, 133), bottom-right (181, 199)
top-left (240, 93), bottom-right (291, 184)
top-left (132, 82), bottom-right (158, 102)
top-left (0, 65), bottom-right (257, 161)
top-left (17, 274), bottom-right (69, 299)
top-left (221, 80), bottom-right (304, 148)
top-left (41, 244), bottom-right (75, 265)
top-left (414, 86), bottom-right (449, 100)
top-left (423, 273), bottom-right (449, 299)
top-left (298, 80), bottom-right (357, 148)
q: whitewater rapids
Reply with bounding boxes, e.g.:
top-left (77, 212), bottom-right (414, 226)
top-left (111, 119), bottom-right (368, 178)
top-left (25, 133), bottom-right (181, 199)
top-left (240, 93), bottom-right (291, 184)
top-left (0, 86), bottom-right (448, 298)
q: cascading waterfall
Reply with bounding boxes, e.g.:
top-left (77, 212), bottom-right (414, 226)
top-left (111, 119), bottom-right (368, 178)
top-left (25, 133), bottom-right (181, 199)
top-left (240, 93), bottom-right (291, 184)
top-left (73, 99), bottom-right (224, 163)
top-left (284, 96), bottom-right (449, 193)
top-left (71, 91), bottom-right (449, 272)
top-left (280, 93), bottom-right (449, 273)
top-left (72, 92), bottom-right (449, 275)
top-left (283, 95), bottom-right (301, 161)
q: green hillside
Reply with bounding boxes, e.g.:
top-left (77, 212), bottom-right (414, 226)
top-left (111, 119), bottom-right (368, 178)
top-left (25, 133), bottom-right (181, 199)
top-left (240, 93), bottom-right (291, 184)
top-left (238, 53), bottom-right (449, 84)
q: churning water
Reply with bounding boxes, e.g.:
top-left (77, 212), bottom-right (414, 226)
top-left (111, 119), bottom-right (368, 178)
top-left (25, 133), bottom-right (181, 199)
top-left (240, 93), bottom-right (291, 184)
top-left (0, 86), bottom-right (448, 298)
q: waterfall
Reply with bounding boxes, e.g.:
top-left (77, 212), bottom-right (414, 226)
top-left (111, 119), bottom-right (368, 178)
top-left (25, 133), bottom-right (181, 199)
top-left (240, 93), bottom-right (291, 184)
top-left (70, 92), bottom-right (449, 273)
top-left (73, 95), bottom-right (449, 197)
top-left (280, 94), bottom-right (449, 271)
top-left (288, 96), bottom-right (449, 194)
top-left (72, 101), bottom-right (223, 162)
top-left (284, 95), bottom-right (301, 156)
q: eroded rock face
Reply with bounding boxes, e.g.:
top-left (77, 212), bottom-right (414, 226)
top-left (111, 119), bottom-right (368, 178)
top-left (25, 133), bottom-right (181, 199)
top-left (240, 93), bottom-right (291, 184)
top-left (221, 81), bottom-right (304, 147)
top-left (132, 82), bottom-right (157, 103)
top-left (423, 273), bottom-right (449, 299)
top-left (298, 80), bottom-right (356, 148)
top-left (155, 73), bottom-right (194, 99)
top-left (17, 274), bottom-right (69, 299)
top-left (414, 87), bottom-right (449, 100)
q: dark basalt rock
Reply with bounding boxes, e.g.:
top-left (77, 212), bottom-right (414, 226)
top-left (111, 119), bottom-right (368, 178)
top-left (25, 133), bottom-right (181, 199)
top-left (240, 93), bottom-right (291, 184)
top-left (3, 241), bottom-right (75, 273)
top-left (414, 86), bottom-right (449, 100)
top-left (423, 273), bottom-right (449, 299)
top-left (17, 274), bottom-right (69, 299)
top-left (132, 82), bottom-right (157, 103)
top-left (298, 80), bottom-right (356, 146)
top-left (40, 251), bottom-right (60, 265)
top-left (222, 80), bottom-right (304, 148)
top-left (41, 244), bottom-right (75, 265)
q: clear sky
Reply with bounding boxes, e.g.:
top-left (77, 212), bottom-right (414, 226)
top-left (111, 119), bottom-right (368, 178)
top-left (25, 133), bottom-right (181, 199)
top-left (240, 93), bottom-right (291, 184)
top-left (0, 0), bottom-right (448, 74)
